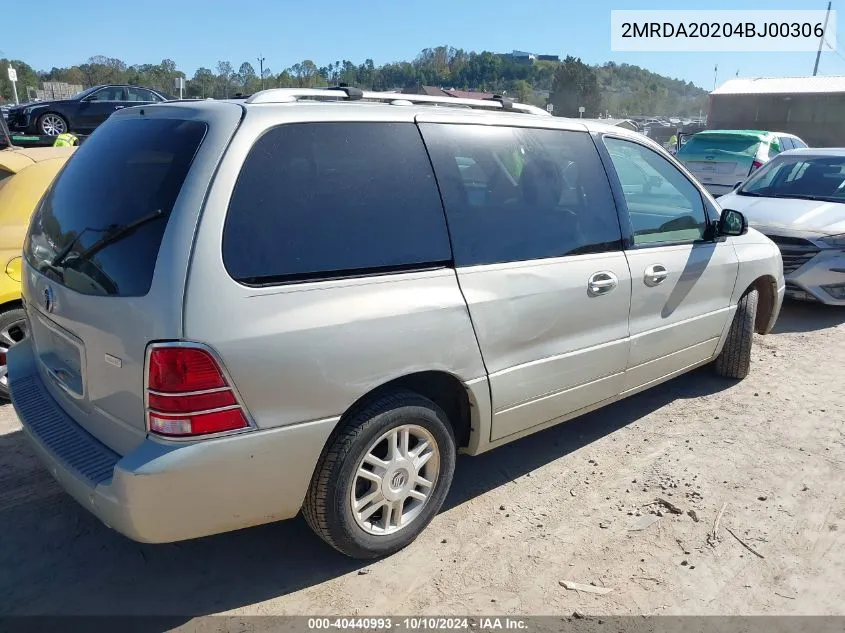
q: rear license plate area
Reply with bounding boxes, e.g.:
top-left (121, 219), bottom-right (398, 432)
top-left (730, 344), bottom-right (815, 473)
top-left (29, 310), bottom-right (85, 399)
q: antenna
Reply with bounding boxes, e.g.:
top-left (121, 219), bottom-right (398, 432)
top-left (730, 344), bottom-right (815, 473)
top-left (814, 1), bottom-right (833, 76)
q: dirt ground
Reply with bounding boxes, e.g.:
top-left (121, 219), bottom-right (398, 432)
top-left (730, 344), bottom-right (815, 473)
top-left (1, 300), bottom-right (844, 622)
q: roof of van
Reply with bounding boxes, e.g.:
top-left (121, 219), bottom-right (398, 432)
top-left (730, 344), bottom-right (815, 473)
top-left (119, 90), bottom-right (668, 151)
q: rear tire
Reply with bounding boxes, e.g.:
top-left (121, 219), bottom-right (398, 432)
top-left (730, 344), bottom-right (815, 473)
top-left (303, 390), bottom-right (456, 559)
top-left (713, 288), bottom-right (758, 380)
top-left (0, 307), bottom-right (27, 402)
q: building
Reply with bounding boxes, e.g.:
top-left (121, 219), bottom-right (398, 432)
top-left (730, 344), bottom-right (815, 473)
top-left (402, 86), bottom-right (496, 100)
top-left (709, 76), bottom-right (845, 147)
top-left (402, 85), bottom-right (452, 97)
top-left (510, 50), bottom-right (537, 63)
top-left (27, 81), bottom-right (84, 101)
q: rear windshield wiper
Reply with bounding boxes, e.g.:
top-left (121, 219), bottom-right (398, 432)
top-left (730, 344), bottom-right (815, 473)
top-left (50, 209), bottom-right (165, 268)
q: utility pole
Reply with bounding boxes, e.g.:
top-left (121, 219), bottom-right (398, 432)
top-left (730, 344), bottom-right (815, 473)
top-left (713, 64), bottom-right (718, 91)
top-left (814, 1), bottom-right (832, 76)
top-left (258, 55), bottom-right (266, 91)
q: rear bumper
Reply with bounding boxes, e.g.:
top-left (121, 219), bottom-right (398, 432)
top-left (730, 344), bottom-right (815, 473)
top-left (8, 338), bottom-right (337, 543)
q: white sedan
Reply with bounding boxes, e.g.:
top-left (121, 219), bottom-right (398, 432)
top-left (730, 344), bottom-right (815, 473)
top-left (718, 148), bottom-right (845, 305)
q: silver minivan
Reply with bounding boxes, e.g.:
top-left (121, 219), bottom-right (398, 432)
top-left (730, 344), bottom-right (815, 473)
top-left (8, 89), bottom-right (784, 558)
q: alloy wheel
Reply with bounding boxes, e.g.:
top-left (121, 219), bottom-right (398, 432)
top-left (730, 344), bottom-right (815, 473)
top-left (39, 114), bottom-right (67, 136)
top-left (0, 318), bottom-right (27, 390)
top-left (351, 424), bottom-right (441, 535)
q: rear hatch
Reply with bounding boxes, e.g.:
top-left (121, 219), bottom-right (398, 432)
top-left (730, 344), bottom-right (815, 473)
top-left (20, 102), bottom-right (243, 455)
top-left (677, 133), bottom-right (763, 189)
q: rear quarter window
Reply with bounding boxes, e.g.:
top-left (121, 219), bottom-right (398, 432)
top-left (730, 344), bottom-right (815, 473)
top-left (222, 122), bottom-right (452, 284)
top-left (24, 117), bottom-right (207, 296)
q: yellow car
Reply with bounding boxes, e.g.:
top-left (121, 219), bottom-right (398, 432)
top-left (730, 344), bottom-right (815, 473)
top-left (0, 146), bottom-right (75, 399)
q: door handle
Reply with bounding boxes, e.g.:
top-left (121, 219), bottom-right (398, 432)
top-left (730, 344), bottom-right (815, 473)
top-left (587, 271), bottom-right (618, 297)
top-left (644, 264), bottom-right (669, 287)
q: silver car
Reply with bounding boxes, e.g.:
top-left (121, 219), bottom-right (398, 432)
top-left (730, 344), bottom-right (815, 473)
top-left (8, 89), bottom-right (784, 558)
top-left (718, 148), bottom-right (845, 305)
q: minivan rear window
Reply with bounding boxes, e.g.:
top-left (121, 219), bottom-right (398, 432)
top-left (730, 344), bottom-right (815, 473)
top-left (25, 118), bottom-right (207, 296)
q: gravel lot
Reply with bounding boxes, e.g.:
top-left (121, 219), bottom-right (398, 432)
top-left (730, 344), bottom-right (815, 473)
top-left (1, 300), bottom-right (844, 622)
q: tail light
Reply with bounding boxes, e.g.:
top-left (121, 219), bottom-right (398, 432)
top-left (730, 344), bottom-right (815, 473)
top-left (145, 344), bottom-right (251, 437)
top-left (750, 159), bottom-right (764, 174)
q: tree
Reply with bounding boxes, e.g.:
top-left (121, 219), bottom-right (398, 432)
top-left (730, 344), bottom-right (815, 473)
top-left (2, 47), bottom-right (707, 114)
top-left (237, 62), bottom-right (256, 91)
top-left (550, 56), bottom-right (602, 117)
top-left (287, 59), bottom-right (319, 88)
top-left (190, 67), bottom-right (215, 98)
top-left (0, 59), bottom-right (39, 102)
top-left (216, 61), bottom-right (234, 98)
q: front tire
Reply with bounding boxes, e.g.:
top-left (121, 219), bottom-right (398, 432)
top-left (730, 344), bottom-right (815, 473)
top-left (303, 390), bottom-right (456, 559)
top-left (37, 113), bottom-right (68, 136)
top-left (0, 307), bottom-right (27, 401)
top-left (714, 288), bottom-right (758, 380)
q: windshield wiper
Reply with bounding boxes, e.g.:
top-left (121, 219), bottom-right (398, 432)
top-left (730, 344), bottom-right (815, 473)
top-left (50, 209), bottom-right (165, 269)
top-left (764, 193), bottom-right (829, 202)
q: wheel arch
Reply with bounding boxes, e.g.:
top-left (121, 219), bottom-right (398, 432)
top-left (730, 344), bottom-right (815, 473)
top-left (748, 274), bottom-right (779, 334)
top-left (332, 370), bottom-right (479, 452)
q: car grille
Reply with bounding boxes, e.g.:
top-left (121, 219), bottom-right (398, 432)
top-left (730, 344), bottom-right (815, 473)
top-left (765, 235), bottom-right (820, 275)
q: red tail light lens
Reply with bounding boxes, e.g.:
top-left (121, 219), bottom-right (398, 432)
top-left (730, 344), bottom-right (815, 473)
top-left (148, 347), bottom-right (227, 393)
top-left (750, 159), bottom-right (763, 173)
top-left (148, 389), bottom-right (237, 413)
top-left (146, 344), bottom-right (250, 438)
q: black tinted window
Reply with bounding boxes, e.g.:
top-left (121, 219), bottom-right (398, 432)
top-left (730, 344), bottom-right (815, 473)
top-left (420, 124), bottom-right (621, 266)
top-left (223, 122), bottom-right (451, 283)
top-left (780, 137), bottom-right (794, 150)
top-left (25, 118), bottom-right (207, 296)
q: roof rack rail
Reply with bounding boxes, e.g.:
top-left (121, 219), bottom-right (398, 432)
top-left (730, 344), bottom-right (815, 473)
top-left (486, 94), bottom-right (514, 110)
top-left (244, 87), bottom-right (550, 116)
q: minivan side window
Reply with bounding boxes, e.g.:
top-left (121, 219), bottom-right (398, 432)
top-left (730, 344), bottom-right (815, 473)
top-left (604, 137), bottom-right (707, 246)
top-left (223, 123), bottom-right (451, 284)
top-left (420, 124), bottom-right (622, 266)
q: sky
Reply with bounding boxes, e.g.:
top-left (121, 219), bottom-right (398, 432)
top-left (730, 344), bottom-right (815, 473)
top-left (2, 0), bottom-right (843, 90)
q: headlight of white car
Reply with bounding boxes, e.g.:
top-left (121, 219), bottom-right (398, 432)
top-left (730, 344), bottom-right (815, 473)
top-left (818, 233), bottom-right (845, 248)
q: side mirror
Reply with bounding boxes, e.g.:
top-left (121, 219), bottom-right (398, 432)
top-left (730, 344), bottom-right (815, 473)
top-left (718, 209), bottom-right (748, 237)
top-left (649, 176), bottom-right (663, 188)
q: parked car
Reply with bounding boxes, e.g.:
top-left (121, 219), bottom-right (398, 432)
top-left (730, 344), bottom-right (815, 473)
top-left (4, 85), bottom-right (172, 136)
top-left (7, 89), bottom-right (783, 559)
top-left (717, 148), bottom-right (845, 305)
top-left (0, 146), bottom-right (76, 398)
top-left (677, 130), bottom-right (808, 197)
